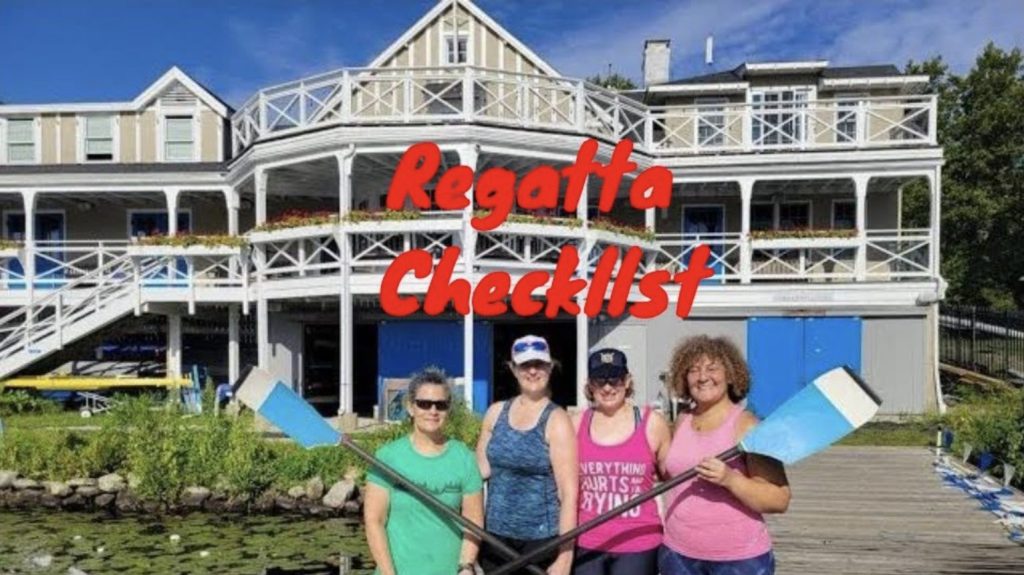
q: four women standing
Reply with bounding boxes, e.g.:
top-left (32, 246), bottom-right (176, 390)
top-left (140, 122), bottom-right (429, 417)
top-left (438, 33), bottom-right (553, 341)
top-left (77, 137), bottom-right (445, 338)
top-left (365, 334), bottom-right (791, 575)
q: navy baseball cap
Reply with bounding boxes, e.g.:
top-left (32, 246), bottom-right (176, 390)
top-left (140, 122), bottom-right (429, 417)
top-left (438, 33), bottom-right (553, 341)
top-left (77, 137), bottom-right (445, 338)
top-left (588, 348), bottom-right (629, 380)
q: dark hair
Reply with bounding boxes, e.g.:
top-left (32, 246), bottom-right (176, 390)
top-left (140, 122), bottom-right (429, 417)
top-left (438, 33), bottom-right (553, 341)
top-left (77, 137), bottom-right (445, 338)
top-left (667, 335), bottom-right (750, 403)
top-left (407, 366), bottom-right (452, 402)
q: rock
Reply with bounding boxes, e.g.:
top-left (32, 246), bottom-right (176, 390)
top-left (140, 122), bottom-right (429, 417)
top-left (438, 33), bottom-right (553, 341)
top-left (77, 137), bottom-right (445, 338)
top-left (0, 470), bottom-right (17, 489)
top-left (46, 481), bottom-right (73, 497)
top-left (343, 500), bottom-right (361, 515)
top-left (199, 550), bottom-right (210, 558)
top-left (322, 480), bottom-right (356, 509)
top-left (68, 567), bottom-right (89, 575)
top-left (169, 534), bottom-right (181, 544)
top-left (182, 486), bottom-right (211, 508)
top-left (76, 486), bottom-right (100, 498)
top-left (203, 495), bottom-right (229, 514)
top-left (115, 490), bottom-right (140, 512)
top-left (275, 496), bottom-right (297, 511)
top-left (40, 493), bottom-right (62, 508)
top-left (126, 473), bottom-right (141, 490)
top-left (252, 490), bottom-right (277, 513)
top-left (60, 494), bottom-right (87, 510)
top-left (13, 478), bottom-right (41, 490)
top-left (97, 473), bottom-right (125, 493)
top-left (68, 478), bottom-right (98, 488)
top-left (305, 476), bottom-right (325, 501)
top-left (343, 466), bottom-right (362, 482)
top-left (29, 553), bottom-right (53, 568)
top-left (287, 486), bottom-right (306, 499)
top-left (94, 493), bottom-right (116, 509)
top-left (15, 490), bottom-right (41, 506)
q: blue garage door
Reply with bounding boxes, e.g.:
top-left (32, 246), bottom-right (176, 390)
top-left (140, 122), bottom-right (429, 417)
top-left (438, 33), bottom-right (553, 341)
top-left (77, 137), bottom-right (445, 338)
top-left (746, 317), bottom-right (861, 418)
top-left (378, 320), bottom-right (493, 416)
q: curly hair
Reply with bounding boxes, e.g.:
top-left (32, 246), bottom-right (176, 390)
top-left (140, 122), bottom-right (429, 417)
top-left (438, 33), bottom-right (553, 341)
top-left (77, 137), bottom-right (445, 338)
top-left (667, 335), bottom-right (750, 403)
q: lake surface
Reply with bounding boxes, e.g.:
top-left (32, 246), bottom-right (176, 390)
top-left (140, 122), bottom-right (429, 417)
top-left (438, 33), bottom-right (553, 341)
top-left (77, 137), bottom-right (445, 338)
top-left (0, 510), bottom-right (372, 574)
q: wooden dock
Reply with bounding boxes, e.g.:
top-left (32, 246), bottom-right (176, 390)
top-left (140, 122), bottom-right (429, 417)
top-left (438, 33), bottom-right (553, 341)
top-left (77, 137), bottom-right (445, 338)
top-left (769, 446), bottom-right (1023, 574)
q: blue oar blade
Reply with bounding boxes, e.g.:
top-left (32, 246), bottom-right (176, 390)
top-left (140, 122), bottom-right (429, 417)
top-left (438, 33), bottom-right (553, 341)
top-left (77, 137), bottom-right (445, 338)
top-left (234, 366), bottom-right (342, 449)
top-left (740, 366), bottom-right (880, 465)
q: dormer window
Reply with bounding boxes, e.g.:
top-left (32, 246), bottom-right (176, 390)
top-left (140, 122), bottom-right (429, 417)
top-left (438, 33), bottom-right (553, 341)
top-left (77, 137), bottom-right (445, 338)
top-left (445, 35), bottom-right (468, 64)
top-left (6, 118), bottom-right (36, 163)
top-left (165, 116), bottom-right (194, 162)
top-left (84, 115), bottom-right (114, 161)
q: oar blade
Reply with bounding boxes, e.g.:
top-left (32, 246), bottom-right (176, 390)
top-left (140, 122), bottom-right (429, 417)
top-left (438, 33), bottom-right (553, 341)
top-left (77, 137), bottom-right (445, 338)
top-left (233, 366), bottom-right (341, 448)
top-left (740, 366), bottom-right (881, 465)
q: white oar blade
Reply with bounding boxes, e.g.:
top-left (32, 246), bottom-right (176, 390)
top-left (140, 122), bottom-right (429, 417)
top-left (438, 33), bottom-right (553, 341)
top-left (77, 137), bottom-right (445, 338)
top-left (234, 366), bottom-right (341, 448)
top-left (740, 366), bottom-right (881, 465)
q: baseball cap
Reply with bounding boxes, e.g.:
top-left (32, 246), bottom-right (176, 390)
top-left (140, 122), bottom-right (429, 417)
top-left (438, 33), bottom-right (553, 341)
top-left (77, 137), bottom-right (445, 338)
top-left (511, 335), bottom-right (552, 365)
top-left (588, 348), bottom-right (628, 380)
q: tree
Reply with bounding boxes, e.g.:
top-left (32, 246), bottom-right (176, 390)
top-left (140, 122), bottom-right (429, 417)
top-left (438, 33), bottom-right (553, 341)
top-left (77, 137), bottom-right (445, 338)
top-left (586, 72), bottom-right (637, 91)
top-left (906, 44), bottom-right (1024, 309)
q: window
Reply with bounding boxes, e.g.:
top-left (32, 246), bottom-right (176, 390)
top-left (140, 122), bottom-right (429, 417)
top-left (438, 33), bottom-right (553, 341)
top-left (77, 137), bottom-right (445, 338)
top-left (751, 89), bottom-right (809, 146)
top-left (6, 118), bottom-right (35, 163)
top-left (445, 35), bottom-right (468, 64)
top-left (696, 97), bottom-right (728, 147)
top-left (835, 93), bottom-right (864, 144)
top-left (85, 116), bottom-right (114, 161)
top-left (779, 202), bottom-right (810, 230)
top-left (751, 203), bottom-right (774, 231)
top-left (832, 200), bottom-right (856, 229)
top-left (164, 116), bottom-right (194, 162)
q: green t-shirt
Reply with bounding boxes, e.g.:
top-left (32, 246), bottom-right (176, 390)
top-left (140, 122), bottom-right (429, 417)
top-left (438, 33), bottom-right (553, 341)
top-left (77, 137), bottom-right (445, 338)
top-left (367, 435), bottom-right (483, 575)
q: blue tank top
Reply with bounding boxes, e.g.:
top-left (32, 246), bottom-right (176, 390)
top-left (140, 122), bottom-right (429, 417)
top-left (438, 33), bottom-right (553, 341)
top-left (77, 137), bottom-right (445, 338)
top-left (485, 399), bottom-right (560, 540)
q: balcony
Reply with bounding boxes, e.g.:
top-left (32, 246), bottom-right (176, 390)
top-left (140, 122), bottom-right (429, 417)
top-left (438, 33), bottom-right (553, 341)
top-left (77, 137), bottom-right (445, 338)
top-left (231, 66), bottom-right (937, 155)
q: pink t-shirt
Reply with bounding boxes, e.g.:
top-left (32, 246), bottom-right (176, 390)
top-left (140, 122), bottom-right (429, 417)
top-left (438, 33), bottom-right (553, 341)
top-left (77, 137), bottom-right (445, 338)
top-left (576, 407), bottom-right (662, 553)
top-left (663, 404), bottom-right (773, 561)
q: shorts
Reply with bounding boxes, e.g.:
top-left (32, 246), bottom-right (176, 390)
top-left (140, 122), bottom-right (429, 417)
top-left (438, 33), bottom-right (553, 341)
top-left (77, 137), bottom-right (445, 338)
top-left (658, 546), bottom-right (775, 575)
top-left (572, 546), bottom-right (659, 575)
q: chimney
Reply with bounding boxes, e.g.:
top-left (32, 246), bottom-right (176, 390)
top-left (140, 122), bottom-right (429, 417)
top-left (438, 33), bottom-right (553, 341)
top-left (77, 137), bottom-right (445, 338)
top-left (643, 39), bottom-right (671, 87)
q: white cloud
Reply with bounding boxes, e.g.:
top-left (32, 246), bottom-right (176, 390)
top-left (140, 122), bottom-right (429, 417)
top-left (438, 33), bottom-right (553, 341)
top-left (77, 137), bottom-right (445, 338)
top-left (538, 0), bottom-right (1023, 84)
top-left (827, 0), bottom-right (1024, 71)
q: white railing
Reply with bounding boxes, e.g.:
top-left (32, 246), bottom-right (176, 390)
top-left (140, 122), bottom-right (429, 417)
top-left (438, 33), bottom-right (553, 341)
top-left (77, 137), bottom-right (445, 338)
top-left (232, 65), bottom-right (937, 155)
top-left (865, 229), bottom-right (932, 280)
top-left (651, 233), bottom-right (743, 281)
top-left (32, 240), bottom-right (130, 288)
top-left (0, 254), bottom-right (164, 368)
top-left (750, 238), bottom-right (859, 281)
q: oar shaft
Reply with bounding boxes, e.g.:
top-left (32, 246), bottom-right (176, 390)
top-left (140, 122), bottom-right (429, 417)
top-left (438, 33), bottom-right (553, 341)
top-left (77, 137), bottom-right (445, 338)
top-left (341, 437), bottom-right (547, 575)
top-left (488, 446), bottom-right (743, 575)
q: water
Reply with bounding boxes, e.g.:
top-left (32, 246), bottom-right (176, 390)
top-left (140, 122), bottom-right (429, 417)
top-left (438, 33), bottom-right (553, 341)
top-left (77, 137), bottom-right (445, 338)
top-left (0, 510), bottom-right (373, 574)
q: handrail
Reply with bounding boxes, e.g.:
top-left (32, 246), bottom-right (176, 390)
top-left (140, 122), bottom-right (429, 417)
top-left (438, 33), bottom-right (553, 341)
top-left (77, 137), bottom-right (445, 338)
top-left (231, 65), bottom-right (937, 154)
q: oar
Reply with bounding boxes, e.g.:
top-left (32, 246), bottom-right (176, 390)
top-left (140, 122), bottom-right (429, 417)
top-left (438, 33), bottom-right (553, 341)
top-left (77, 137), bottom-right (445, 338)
top-left (489, 366), bottom-right (881, 575)
top-left (232, 366), bottom-right (547, 575)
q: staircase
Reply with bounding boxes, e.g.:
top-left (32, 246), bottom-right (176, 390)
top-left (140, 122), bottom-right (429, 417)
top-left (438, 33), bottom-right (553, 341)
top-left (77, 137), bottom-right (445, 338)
top-left (0, 254), bottom-right (166, 380)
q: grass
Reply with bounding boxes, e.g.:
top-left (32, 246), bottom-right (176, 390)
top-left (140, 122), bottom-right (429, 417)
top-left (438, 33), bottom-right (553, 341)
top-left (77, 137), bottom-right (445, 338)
top-left (3, 411), bottom-right (113, 430)
top-left (837, 420), bottom-right (938, 447)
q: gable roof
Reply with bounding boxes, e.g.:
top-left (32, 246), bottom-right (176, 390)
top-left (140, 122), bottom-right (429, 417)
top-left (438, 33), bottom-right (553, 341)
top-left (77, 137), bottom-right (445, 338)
top-left (365, 0), bottom-right (560, 76)
top-left (0, 66), bottom-right (231, 117)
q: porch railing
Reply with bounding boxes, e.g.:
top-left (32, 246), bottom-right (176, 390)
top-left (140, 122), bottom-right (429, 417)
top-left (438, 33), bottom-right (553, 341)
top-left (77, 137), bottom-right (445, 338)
top-left (231, 65), bottom-right (937, 155)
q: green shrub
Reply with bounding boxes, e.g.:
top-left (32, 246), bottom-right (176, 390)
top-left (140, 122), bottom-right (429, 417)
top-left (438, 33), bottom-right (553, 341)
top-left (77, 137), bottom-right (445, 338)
top-left (0, 390), bottom-right (61, 416)
top-left (947, 388), bottom-right (1024, 488)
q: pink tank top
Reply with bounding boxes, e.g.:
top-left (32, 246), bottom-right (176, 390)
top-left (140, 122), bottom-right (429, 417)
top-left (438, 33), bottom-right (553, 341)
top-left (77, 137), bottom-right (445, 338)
top-left (663, 404), bottom-right (772, 561)
top-left (577, 407), bottom-right (662, 553)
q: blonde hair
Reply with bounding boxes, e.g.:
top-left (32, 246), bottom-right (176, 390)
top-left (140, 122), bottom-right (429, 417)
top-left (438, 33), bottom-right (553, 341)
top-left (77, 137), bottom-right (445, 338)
top-left (667, 335), bottom-right (750, 403)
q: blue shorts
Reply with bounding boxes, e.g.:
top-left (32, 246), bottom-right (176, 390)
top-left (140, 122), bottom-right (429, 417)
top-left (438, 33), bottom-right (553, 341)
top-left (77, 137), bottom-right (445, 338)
top-left (573, 546), bottom-right (659, 575)
top-left (658, 546), bottom-right (775, 575)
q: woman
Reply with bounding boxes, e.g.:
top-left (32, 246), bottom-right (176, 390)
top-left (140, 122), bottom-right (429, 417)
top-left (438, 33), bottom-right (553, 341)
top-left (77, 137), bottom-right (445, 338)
top-left (659, 335), bottom-right (791, 575)
top-left (573, 348), bottom-right (672, 575)
top-left (364, 367), bottom-right (483, 575)
top-left (477, 335), bottom-right (578, 575)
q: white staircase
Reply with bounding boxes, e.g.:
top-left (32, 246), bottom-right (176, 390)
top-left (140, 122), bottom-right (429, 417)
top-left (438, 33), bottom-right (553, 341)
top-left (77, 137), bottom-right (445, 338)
top-left (0, 254), bottom-right (166, 380)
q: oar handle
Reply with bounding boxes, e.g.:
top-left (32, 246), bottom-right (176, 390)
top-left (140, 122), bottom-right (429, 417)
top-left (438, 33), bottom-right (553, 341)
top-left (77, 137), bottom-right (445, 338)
top-left (341, 437), bottom-right (547, 575)
top-left (488, 445), bottom-right (744, 575)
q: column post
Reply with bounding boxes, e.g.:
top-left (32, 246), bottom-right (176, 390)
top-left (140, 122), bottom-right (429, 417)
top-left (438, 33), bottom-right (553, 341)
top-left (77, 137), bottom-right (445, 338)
top-left (458, 144), bottom-right (479, 410)
top-left (739, 179), bottom-right (753, 283)
top-left (854, 175), bottom-right (869, 281)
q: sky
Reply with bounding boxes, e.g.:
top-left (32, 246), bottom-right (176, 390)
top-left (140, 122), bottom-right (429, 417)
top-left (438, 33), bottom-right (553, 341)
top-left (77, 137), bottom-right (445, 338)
top-left (1, 0), bottom-right (1022, 108)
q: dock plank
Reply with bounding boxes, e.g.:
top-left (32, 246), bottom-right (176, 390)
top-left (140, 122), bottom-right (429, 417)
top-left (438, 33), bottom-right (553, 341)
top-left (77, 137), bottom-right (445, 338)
top-left (768, 446), bottom-right (1023, 574)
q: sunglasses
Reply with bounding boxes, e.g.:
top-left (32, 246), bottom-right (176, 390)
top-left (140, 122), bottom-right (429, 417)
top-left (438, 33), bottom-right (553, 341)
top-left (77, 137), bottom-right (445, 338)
top-left (590, 378), bottom-right (627, 388)
top-left (413, 399), bottom-right (451, 411)
top-left (513, 340), bottom-right (548, 353)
